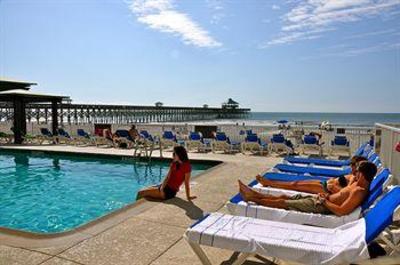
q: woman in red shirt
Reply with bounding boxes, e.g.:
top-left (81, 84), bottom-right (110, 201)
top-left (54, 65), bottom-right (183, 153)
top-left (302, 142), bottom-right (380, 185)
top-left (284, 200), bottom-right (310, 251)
top-left (137, 146), bottom-right (196, 201)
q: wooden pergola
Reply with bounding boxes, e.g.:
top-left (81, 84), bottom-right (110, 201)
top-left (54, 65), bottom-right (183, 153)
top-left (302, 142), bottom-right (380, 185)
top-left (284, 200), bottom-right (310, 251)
top-left (0, 79), bottom-right (66, 144)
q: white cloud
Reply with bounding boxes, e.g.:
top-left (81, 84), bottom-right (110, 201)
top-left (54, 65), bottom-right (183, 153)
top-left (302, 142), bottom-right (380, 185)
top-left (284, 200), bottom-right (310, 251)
top-left (264, 0), bottom-right (400, 47)
top-left (272, 4), bottom-right (281, 10)
top-left (129, 0), bottom-right (222, 48)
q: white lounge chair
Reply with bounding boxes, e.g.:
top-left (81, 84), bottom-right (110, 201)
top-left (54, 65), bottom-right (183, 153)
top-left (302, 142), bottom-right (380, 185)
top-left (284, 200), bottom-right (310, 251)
top-left (185, 186), bottom-right (400, 265)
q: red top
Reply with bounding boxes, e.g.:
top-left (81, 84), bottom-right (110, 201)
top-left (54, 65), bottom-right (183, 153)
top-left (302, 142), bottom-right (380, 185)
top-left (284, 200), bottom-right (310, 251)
top-left (167, 161), bottom-right (192, 192)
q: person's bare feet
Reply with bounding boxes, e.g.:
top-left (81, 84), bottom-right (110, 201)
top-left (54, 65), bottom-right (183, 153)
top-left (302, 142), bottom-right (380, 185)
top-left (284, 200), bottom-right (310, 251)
top-left (256, 174), bottom-right (270, 186)
top-left (238, 180), bottom-right (259, 202)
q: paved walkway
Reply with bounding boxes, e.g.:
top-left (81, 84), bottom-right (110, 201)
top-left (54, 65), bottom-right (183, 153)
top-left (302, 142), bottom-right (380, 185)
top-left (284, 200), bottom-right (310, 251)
top-left (0, 145), bottom-right (283, 265)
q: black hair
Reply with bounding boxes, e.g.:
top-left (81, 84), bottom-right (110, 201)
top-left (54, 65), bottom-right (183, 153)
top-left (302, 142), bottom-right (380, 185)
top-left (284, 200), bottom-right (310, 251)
top-left (350, 156), bottom-right (367, 166)
top-left (357, 161), bottom-right (377, 182)
top-left (338, 176), bottom-right (348, 187)
top-left (173, 145), bottom-right (189, 163)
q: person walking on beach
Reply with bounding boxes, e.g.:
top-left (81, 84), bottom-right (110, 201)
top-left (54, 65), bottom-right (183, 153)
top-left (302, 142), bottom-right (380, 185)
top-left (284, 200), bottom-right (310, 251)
top-left (137, 146), bottom-right (197, 201)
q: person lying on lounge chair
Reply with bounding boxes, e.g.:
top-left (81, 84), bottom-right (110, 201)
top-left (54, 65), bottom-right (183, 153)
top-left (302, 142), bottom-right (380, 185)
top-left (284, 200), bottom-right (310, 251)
top-left (256, 156), bottom-right (367, 194)
top-left (239, 161), bottom-right (377, 216)
top-left (137, 146), bottom-right (197, 201)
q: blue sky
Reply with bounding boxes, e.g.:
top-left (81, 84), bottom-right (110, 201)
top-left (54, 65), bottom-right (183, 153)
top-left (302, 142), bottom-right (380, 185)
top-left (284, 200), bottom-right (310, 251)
top-left (1, 0), bottom-right (399, 112)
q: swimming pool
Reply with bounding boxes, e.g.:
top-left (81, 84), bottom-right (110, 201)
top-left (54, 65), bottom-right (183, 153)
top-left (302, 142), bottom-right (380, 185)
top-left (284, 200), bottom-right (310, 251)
top-left (0, 150), bottom-right (215, 234)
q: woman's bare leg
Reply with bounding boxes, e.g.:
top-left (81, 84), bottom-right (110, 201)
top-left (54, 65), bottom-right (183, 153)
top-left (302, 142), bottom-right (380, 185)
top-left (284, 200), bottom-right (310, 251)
top-left (238, 180), bottom-right (290, 201)
top-left (256, 175), bottom-right (324, 194)
top-left (137, 186), bottom-right (166, 200)
top-left (239, 181), bottom-right (289, 209)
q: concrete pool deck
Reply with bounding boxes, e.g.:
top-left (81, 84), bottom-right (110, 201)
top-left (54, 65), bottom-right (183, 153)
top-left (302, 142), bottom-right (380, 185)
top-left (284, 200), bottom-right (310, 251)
top-left (0, 145), bottom-right (286, 265)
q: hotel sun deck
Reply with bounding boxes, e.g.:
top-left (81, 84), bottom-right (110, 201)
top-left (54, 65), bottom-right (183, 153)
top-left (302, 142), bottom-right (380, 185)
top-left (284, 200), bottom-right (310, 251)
top-left (0, 80), bottom-right (399, 265)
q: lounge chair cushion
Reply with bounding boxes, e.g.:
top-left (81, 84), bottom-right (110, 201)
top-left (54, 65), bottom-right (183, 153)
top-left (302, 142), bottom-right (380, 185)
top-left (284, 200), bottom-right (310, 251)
top-left (186, 213), bottom-right (369, 265)
top-left (275, 163), bottom-right (351, 177)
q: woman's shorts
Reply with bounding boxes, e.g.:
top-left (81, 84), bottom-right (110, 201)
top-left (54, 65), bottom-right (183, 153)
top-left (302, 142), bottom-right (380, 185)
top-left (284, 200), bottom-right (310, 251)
top-left (161, 185), bottom-right (177, 199)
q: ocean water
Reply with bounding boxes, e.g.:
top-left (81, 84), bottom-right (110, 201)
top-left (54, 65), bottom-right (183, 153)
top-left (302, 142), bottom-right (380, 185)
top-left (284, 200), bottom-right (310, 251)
top-left (247, 112), bottom-right (400, 126)
top-left (182, 112), bottom-right (400, 127)
top-left (0, 150), bottom-right (212, 233)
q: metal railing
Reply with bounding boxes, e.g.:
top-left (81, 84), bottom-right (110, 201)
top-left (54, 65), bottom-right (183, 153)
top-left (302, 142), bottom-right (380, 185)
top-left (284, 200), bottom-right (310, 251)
top-left (375, 123), bottom-right (400, 183)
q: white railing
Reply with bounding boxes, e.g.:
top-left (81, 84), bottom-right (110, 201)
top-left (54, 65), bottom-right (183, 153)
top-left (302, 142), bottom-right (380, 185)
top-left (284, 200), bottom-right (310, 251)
top-left (375, 123), bottom-right (400, 184)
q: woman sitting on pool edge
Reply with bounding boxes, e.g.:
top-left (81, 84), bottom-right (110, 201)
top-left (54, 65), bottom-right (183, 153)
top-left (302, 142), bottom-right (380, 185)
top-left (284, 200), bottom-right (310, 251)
top-left (137, 146), bottom-right (197, 201)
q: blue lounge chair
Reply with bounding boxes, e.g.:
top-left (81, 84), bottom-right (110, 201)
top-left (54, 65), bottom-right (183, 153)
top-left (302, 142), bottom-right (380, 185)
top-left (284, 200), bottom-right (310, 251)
top-left (226, 168), bottom-right (392, 228)
top-left (56, 128), bottom-right (72, 144)
top-left (132, 130), bottom-right (156, 157)
top-left (185, 132), bottom-right (205, 152)
top-left (114, 129), bottom-right (134, 148)
top-left (241, 134), bottom-right (267, 155)
top-left (330, 135), bottom-right (351, 156)
top-left (299, 134), bottom-right (323, 156)
top-left (211, 132), bottom-right (235, 153)
top-left (161, 130), bottom-right (177, 150)
top-left (185, 186), bottom-right (400, 265)
top-left (74, 129), bottom-right (94, 146)
top-left (285, 142), bottom-right (369, 167)
top-left (274, 151), bottom-right (381, 177)
top-left (274, 163), bottom-right (351, 177)
top-left (269, 133), bottom-right (293, 154)
top-left (140, 130), bottom-right (153, 142)
top-left (38, 128), bottom-right (55, 144)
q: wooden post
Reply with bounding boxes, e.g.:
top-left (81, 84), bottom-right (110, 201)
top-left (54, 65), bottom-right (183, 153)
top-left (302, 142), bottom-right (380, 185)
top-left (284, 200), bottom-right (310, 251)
top-left (51, 100), bottom-right (58, 135)
top-left (13, 98), bottom-right (26, 144)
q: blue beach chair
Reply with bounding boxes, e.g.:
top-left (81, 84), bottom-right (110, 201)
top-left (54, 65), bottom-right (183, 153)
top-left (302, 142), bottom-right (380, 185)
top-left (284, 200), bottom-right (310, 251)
top-left (269, 133), bottom-right (293, 155)
top-left (211, 132), bottom-right (235, 153)
top-left (226, 168), bottom-right (392, 228)
top-left (299, 134), bottom-right (323, 156)
top-left (74, 129), bottom-right (94, 146)
top-left (185, 132), bottom-right (205, 152)
top-left (241, 133), bottom-right (267, 155)
top-left (114, 129), bottom-right (134, 148)
top-left (330, 135), bottom-right (351, 156)
top-left (161, 130), bottom-right (177, 150)
top-left (38, 128), bottom-right (55, 144)
top-left (185, 186), bottom-right (400, 265)
top-left (56, 128), bottom-right (72, 144)
top-left (285, 142), bottom-right (369, 167)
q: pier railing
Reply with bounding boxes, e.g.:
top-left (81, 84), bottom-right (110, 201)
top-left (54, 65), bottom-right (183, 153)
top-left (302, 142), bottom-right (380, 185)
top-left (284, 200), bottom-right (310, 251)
top-left (375, 123), bottom-right (400, 183)
top-left (0, 103), bottom-right (250, 124)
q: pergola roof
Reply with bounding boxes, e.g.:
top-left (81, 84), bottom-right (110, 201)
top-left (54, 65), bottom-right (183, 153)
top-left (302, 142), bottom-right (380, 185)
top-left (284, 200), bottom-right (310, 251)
top-left (0, 89), bottom-right (66, 102)
top-left (0, 78), bottom-right (37, 91)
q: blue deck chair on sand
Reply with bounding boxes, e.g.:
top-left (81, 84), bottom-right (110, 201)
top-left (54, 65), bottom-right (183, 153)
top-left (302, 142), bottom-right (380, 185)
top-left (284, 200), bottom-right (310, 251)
top-left (211, 132), bottom-right (235, 153)
top-left (241, 134), bottom-right (267, 155)
top-left (74, 129), bottom-right (94, 146)
top-left (285, 142), bottom-right (370, 167)
top-left (132, 130), bottom-right (156, 157)
top-left (269, 133), bottom-right (293, 155)
top-left (330, 135), bottom-right (351, 156)
top-left (226, 168), bottom-right (392, 228)
top-left (185, 186), bottom-right (400, 265)
top-left (38, 128), bottom-right (55, 144)
top-left (161, 130), bottom-right (177, 150)
top-left (185, 132), bottom-right (205, 152)
top-left (275, 151), bottom-right (381, 178)
top-left (113, 129), bottom-right (134, 148)
top-left (56, 128), bottom-right (72, 144)
top-left (299, 134), bottom-right (323, 156)
top-left (139, 130), bottom-right (153, 142)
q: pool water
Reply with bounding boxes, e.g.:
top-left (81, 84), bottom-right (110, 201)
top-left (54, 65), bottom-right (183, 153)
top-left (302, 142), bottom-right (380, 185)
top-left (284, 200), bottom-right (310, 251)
top-left (0, 150), bottom-right (213, 233)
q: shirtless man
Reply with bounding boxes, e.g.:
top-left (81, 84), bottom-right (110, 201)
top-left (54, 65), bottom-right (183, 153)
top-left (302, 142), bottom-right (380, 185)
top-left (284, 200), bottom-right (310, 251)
top-left (256, 156), bottom-right (367, 194)
top-left (239, 161), bottom-right (377, 216)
